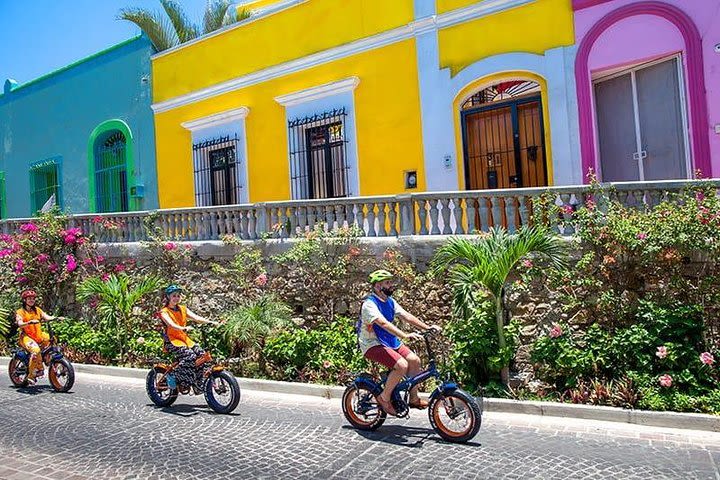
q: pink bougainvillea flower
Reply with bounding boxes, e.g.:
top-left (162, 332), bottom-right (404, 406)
top-left (696, 191), bottom-right (706, 202)
top-left (66, 255), bottom-right (78, 273)
top-left (92, 216), bottom-right (104, 224)
top-left (700, 352), bottom-right (715, 366)
top-left (82, 258), bottom-right (94, 266)
top-left (658, 374), bottom-right (673, 388)
top-left (64, 234), bottom-right (77, 245)
top-left (0, 233), bottom-right (12, 243)
top-left (16, 276), bottom-right (28, 284)
top-left (48, 263), bottom-right (59, 273)
top-left (0, 248), bottom-right (12, 257)
top-left (113, 264), bottom-right (125, 273)
top-left (522, 259), bottom-right (533, 268)
top-left (96, 255), bottom-right (105, 263)
top-left (19, 223), bottom-right (38, 233)
top-left (101, 273), bottom-right (110, 282)
top-left (36, 253), bottom-right (50, 263)
top-left (636, 233), bottom-right (648, 240)
top-left (656, 346), bottom-right (668, 359)
top-left (164, 242), bottom-right (177, 251)
top-left (549, 323), bottom-right (563, 339)
top-left (560, 205), bottom-right (574, 215)
top-left (254, 272), bottom-right (268, 287)
top-left (14, 259), bottom-right (24, 273)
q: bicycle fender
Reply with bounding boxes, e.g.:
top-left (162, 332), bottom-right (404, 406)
top-left (429, 382), bottom-right (458, 401)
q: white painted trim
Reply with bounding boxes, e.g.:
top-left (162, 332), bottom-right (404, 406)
top-left (181, 107), bottom-right (250, 131)
top-left (274, 77), bottom-right (360, 106)
top-left (152, 0), bottom-right (538, 113)
top-left (152, 0), bottom-right (308, 60)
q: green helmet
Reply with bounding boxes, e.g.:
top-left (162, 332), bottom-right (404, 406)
top-left (164, 285), bottom-right (183, 295)
top-left (368, 269), bottom-right (394, 284)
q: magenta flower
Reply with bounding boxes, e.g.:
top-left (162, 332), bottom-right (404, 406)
top-left (522, 259), bottom-right (533, 268)
top-left (66, 255), bottom-right (77, 273)
top-left (636, 233), bottom-right (648, 240)
top-left (48, 263), bottom-right (58, 273)
top-left (656, 346), bottom-right (668, 359)
top-left (36, 253), bottom-right (50, 263)
top-left (64, 234), bottom-right (76, 245)
top-left (700, 352), bottom-right (715, 366)
top-left (96, 255), bottom-right (105, 263)
top-left (560, 205), bottom-right (574, 215)
top-left (0, 248), bottom-right (12, 257)
top-left (696, 191), bottom-right (706, 202)
top-left (16, 276), bottom-right (28, 284)
top-left (113, 264), bottom-right (125, 273)
top-left (14, 259), bottom-right (24, 273)
top-left (101, 273), bottom-right (110, 282)
top-left (0, 234), bottom-right (12, 243)
top-left (19, 223), bottom-right (38, 233)
top-left (82, 258), bottom-right (94, 266)
top-left (549, 323), bottom-right (563, 339)
top-left (164, 242), bottom-right (177, 251)
top-left (658, 374), bottom-right (673, 388)
top-left (254, 272), bottom-right (268, 287)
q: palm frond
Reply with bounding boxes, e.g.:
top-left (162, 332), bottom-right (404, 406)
top-left (117, 7), bottom-right (179, 51)
top-left (160, 0), bottom-right (198, 43)
top-left (0, 305), bottom-right (10, 337)
top-left (221, 295), bottom-right (292, 353)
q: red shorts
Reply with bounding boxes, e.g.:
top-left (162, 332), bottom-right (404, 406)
top-left (364, 344), bottom-right (413, 369)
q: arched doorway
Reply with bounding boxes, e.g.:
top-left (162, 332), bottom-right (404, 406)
top-left (461, 79), bottom-right (548, 190)
top-left (93, 130), bottom-right (129, 212)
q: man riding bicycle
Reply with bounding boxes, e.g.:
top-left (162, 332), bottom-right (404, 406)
top-left (357, 270), bottom-right (441, 416)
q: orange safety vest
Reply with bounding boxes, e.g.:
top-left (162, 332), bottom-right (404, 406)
top-left (16, 307), bottom-right (45, 342)
top-left (161, 305), bottom-right (195, 348)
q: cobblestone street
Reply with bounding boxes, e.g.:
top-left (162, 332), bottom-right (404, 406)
top-left (0, 372), bottom-right (718, 479)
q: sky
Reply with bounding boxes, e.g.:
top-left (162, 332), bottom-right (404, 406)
top-left (0, 1), bottom-right (216, 85)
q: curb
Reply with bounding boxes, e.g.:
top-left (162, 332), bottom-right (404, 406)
top-left (1, 357), bottom-right (718, 433)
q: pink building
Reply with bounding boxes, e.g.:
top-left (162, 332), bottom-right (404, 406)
top-left (573, 0), bottom-right (720, 182)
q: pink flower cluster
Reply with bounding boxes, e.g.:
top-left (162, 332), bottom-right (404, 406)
top-left (19, 223), bottom-right (38, 233)
top-left (636, 233), bottom-right (648, 240)
top-left (656, 346), bottom-right (668, 359)
top-left (658, 374), bottom-right (673, 388)
top-left (62, 227), bottom-right (83, 245)
top-left (521, 259), bottom-right (533, 269)
top-left (700, 352), bottom-right (715, 366)
top-left (66, 255), bottom-right (77, 273)
top-left (254, 272), bottom-right (268, 287)
top-left (548, 323), bottom-right (563, 339)
top-left (164, 242), bottom-right (177, 251)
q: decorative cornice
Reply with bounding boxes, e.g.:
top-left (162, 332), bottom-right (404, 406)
top-left (274, 77), bottom-right (360, 106)
top-left (180, 106), bottom-right (250, 131)
top-left (152, 0), bottom-right (538, 113)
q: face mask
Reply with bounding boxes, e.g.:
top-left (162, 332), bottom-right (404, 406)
top-left (381, 286), bottom-right (396, 297)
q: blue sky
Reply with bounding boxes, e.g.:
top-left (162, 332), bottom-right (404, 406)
top-left (0, 1), bottom-right (215, 85)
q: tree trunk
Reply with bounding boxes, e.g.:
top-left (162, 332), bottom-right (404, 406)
top-left (495, 296), bottom-right (509, 385)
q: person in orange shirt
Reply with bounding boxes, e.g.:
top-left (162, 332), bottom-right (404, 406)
top-left (159, 285), bottom-right (221, 390)
top-left (16, 289), bottom-right (65, 385)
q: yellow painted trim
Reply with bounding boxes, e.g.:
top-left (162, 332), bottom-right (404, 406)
top-left (452, 71), bottom-right (554, 190)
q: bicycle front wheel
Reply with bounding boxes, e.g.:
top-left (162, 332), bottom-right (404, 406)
top-left (428, 389), bottom-right (481, 443)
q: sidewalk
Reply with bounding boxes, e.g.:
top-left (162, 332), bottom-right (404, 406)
top-left (1, 356), bottom-right (718, 433)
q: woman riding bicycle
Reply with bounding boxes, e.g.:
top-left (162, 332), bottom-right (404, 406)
top-left (16, 289), bottom-right (65, 385)
top-left (159, 285), bottom-right (220, 391)
top-left (358, 270), bottom-right (441, 416)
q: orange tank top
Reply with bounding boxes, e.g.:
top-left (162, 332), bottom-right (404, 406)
top-left (161, 305), bottom-right (194, 347)
top-left (17, 307), bottom-right (44, 342)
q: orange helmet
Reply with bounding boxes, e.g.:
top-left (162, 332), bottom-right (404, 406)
top-left (21, 289), bottom-right (37, 300)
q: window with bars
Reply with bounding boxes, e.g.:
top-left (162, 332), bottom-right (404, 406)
top-left (0, 172), bottom-right (5, 219)
top-left (30, 159), bottom-right (61, 213)
top-left (288, 108), bottom-right (349, 200)
top-left (193, 135), bottom-right (241, 206)
top-left (95, 131), bottom-right (129, 213)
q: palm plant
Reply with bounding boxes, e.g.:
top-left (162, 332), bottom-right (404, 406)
top-left (0, 305), bottom-right (11, 339)
top-left (118, 0), bottom-right (252, 52)
top-left (432, 226), bottom-right (568, 384)
top-left (221, 294), bottom-right (292, 373)
top-left (76, 274), bottom-right (163, 364)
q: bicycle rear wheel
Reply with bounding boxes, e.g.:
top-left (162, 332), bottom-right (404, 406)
top-left (342, 384), bottom-right (386, 431)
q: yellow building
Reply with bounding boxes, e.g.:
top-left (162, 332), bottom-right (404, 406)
top-left (152, 0), bottom-right (577, 208)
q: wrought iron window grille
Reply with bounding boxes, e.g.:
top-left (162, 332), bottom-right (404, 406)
top-left (288, 107), bottom-right (350, 200)
top-left (95, 131), bottom-right (129, 213)
top-left (193, 134), bottom-right (242, 207)
top-left (29, 158), bottom-right (61, 213)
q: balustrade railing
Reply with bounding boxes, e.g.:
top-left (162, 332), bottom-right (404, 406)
top-left (1, 180), bottom-right (716, 242)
